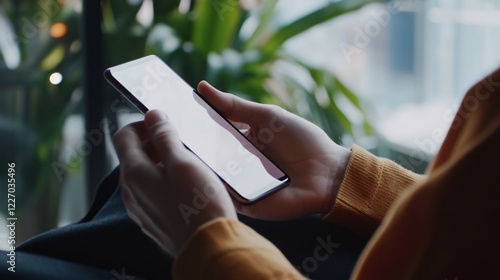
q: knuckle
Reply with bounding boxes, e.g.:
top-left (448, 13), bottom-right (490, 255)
top-left (150, 123), bottom-right (179, 145)
top-left (266, 104), bottom-right (284, 115)
top-left (260, 104), bottom-right (278, 116)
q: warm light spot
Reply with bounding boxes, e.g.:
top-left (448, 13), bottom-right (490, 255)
top-left (49, 72), bottom-right (63, 85)
top-left (50, 22), bottom-right (67, 38)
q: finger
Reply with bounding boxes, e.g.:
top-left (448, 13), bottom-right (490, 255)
top-left (142, 140), bottom-right (162, 164)
top-left (113, 122), bottom-right (155, 171)
top-left (197, 81), bottom-right (270, 125)
top-left (126, 121), bottom-right (149, 142)
top-left (114, 125), bottom-right (164, 198)
top-left (115, 121), bottom-right (162, 163)
top-left (144, 110), bottom-right (186, 163)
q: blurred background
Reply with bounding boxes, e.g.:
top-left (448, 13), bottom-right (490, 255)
top-left (1, 0), bottom-right (500, 249)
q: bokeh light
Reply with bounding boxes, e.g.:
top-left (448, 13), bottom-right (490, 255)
top-left (50, 22), bottom-right (68, 38)
top-left (49, 72), bottom-right (63, 85)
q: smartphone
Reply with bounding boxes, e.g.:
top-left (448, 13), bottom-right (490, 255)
top-left (104, 55), bottom-right (289, 203)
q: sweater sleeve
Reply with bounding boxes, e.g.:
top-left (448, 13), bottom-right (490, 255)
top-left (173, 218), bottom-right (305, 280)
top-left (173, 146), bottom-right (424, 279)
top-left (322, 145), bottom-right (425, 236)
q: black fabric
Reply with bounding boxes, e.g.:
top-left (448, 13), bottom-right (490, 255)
top-left (1, 166), bottom-right (367, 280)
top-left (16, 167), bottom-right (171, 280)
top-left (0, 251), bottom-right (147, 280)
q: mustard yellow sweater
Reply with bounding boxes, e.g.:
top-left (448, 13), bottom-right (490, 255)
top-left (174, 69), bottom-right (500, 279)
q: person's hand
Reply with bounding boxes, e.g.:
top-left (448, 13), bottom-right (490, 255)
top-left (197, 81), bottom-right (351, 220)
top-left (113, 110), bottom-right (237, 257)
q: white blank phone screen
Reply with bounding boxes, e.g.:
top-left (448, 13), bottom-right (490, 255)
top-left (109, 56), bottom-right (287, 200)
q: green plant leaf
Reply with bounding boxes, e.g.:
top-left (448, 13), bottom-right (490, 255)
top-left (106, 0), bottom-right (143, 31)
top-left (152, 0), bottom-right (181, 24)
top-left (335, 77), bottom-right (373, 134)
top-left (262, 0), bottom-right (385, 54)
top-left (192, 0), bottom-right (242, 54)
top-left (244, 0), bottom-right (279, 50)
top-left (327, 89), bottom-right (354, 136)
top-left (335, 77), bottom-right (362, 109)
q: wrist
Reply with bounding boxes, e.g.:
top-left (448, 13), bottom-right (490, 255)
top-left (321, 145), bottom-right (351, 214)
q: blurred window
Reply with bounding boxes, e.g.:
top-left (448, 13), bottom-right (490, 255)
top-left (282, 0), bottom-right (500, 170)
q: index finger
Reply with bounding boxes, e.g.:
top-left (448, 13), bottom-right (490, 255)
top-left (197, 81), bottom-right (271, 125)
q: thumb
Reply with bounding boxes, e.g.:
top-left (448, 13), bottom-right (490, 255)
top-left (197, 81), bottom-right (269, 125)
top-left (144, 110), bottom-right (185, 162)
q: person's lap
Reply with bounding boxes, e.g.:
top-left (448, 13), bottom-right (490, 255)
top-left (1, 166), bottom-right (367, 280)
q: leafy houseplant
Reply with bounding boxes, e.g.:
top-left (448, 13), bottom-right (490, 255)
top-left (103, 0), bottom-right (380, 141)
top-left (0, 0), bottom-right (381, 244)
